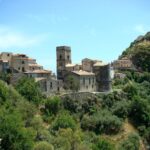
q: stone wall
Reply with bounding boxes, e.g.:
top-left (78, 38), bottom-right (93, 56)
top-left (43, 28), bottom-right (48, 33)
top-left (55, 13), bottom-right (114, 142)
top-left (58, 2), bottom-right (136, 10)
top-left (61, 91), bottom-right (96, 101)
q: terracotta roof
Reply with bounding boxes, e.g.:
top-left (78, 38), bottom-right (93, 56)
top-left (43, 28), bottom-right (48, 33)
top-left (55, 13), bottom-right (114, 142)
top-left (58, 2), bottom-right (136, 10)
top-left (35, 77), bottom-right (47, 82)
top-left (65, 64), bottom-right (76, 67)
top-left (29, 64), bottom-right (42, 67)
top-left (76, 63), bottom-right (82, 66)
top-left (120, 57), bottom-right (130, 60)
top-left (13, 54), bottom-right (27, 57)
top-left (72, 70), bottom-right (95, 76)
top-left (93, 61), bottom-right (108, 67)
top-left (25, 69), bottom-right (51, 74)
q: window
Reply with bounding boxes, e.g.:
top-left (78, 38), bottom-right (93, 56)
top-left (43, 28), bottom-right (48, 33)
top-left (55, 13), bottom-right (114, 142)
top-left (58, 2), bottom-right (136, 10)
top-left (7, 54), bottom-right (10, 56)
top-left (67, 55), bottom-right (70, 60)
top-left (89, 78), bottom-right (91, 84)
top-left (22, 67), bottom-right (25, 72)
top-left (50, 82), bottom-right (53, 88)
top-left (22, 61), bottom-right (25, 64)
top-left (59, 55), bottom-right (62, 60)
top-left (93, 78), bottom-right (95, 83)
top-left (83, 78), bottom-right (85, 85)
top-left (18, 67), bottom-right (20, 70)
top-left (44, 81), bottom-right (47, 92)
top-left (57, 87), bottom-right (60, 92)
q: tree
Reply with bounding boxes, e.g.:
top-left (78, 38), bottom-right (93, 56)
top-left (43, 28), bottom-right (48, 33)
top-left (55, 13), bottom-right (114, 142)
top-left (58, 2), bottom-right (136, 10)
top-left (34, 141), bottom-right (54, 150)
top-left (0, 80), bottom-right (9, 104)
top-left (45, 96), bottom-right (61, 116)
top-left (64, 75), bottom-right (79, 92)
top-left (51, 112), bottom-right (76, 131)
top-left (118, 133), bottom-right (140, 150)
top-left (81, 109), bottom-right (122, 134)
top-left (132, 45), bottom-right (150, 72)
top-left (130, 97), bottom-right (150, 127)
top-left (92, 138), bottom-right (115, 150)
top-left (15, 77), bottom-right (43, 105)
top-left (111, 100), bottom-right (130, 119)
top-left (0, 110), bottom-right (35, 150)
top-left (123, 82), bottom-right (137, 100)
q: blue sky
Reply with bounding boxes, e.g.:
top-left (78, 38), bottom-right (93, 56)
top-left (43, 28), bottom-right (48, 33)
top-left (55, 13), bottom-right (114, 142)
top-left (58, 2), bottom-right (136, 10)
top-left (0, 0), bottom-right (150, 73)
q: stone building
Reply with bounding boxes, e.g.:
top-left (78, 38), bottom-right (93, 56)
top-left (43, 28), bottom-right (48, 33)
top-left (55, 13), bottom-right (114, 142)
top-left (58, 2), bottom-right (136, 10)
top-left (56, 46), bottom-right (112, 92)
top-left (35, 77), bottom-right (64, 96)
top-left (93, 62), bottom-right (111, 92)
top-left (0, 45), bottom-right (112, 95)
top-left (0, 53), bottom-right (43, 73)
top-left (0, 52), bottom-right (64, 96)
top-left (0, 52), bottom-right (13, 66)
top-left (113, 57), bottom-right (133, 70)
top-left (56, 46), bottom-right (72, 80)
top-left (25, 70), bottom-right (51, 78)
top-left (82, 58), bottom-right (101, 72)
top-left (0, 59), bottom-right (9, 73)
top-left (71, 70), bottom-right (96, 92)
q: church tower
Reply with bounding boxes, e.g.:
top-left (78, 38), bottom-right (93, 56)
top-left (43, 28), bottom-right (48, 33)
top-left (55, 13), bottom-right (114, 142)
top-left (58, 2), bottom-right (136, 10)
top-left (56, 46), bottom-right (72, 80)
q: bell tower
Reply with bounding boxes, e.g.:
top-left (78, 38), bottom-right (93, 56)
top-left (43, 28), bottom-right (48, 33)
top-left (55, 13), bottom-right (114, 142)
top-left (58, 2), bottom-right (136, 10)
top-left (56, 46), bottom-right (72, 80)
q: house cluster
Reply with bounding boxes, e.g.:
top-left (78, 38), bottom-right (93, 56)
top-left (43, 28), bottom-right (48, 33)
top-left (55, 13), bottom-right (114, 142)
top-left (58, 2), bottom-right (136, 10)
top-left (113, 56), bottom-right (133, 70)
top-left (56, 46), bottom-right (112, 93)
top-left (0, 46), bottom-right (113, 96)
top-left (112, 56), bottom-right (134, 79)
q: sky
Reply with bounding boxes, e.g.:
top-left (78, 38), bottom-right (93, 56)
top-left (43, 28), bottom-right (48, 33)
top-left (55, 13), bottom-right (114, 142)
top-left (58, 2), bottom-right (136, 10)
top-left (0, 0), bottom-right (150, 73)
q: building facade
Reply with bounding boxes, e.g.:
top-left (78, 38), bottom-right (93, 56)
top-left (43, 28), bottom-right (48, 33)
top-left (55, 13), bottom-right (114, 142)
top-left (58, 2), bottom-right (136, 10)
top-left (56, 46), bottom-right (72, 80)
top-left (56, 46), bottom-right (112, 92)
top-left (113, 57), bottom-right (133, 70)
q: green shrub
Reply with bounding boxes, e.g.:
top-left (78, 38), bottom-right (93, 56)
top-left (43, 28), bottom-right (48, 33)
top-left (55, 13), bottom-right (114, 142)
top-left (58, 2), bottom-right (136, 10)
top-left (52, 112), bottom-right (76, 131)
top-left (45, 96), bottom-right (61, 116)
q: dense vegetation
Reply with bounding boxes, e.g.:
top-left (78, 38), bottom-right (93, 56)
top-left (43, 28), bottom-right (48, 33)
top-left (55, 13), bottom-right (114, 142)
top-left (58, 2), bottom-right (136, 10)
top-left (0, 69), bottom-right (150, 150)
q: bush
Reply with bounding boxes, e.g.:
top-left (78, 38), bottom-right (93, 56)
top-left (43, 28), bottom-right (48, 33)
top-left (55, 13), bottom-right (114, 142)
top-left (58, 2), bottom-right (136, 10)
top-left (81, 109), bottom-right (122, 134)
top-left (0, 110), bottom-right (35, 150)
top-left (123, 82), bottom-right (137, 99)
top-left (51, 112), bottom-right (76, 131)
top-left (130, 97), bottom-right (150, 127)
top-left (118, 133), bottom-right (140, 150)
top-left (92, 138), bottom-right (115, 150)
top-left (34, 141), bottom-right (54, 150)
top-left (111, 100), bottom-right (130, 119)
top-left (15, 77), bottom-right (42, 105)
top-left (45, 96), bottom-right (61, 116)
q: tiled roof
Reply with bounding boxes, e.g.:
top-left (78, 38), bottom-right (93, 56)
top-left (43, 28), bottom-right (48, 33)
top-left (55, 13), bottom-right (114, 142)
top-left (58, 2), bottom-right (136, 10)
top-left (72, 70), bottom-right (95, 76)
top-left (25, 69), bottom-right (51, 74)
top-left (29, 64), bottom-right (42, 67)
top-left (65, 64), bottom-right (76, 67)
top-left (35, 77), bottom-right (47, 82)
top-left (93, 61), bottom-right (108, 67)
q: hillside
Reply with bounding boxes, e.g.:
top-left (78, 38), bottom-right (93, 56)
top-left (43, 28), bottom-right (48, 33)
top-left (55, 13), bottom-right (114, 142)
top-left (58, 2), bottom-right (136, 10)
top-left (0, 69), bottom-right (150, 149)
top-left (120, 32), bottom-right (150, 72)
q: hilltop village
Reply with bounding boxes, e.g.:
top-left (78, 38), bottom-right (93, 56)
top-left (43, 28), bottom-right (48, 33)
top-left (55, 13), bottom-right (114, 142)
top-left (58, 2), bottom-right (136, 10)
top-left (0, 46), bottom-right (133, 96)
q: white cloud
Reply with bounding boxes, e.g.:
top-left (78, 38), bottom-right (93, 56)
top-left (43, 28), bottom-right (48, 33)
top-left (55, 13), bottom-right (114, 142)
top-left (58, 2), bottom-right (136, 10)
top-left (0, 26), bottom-right (47, 49)
top-left (134, 24), bottom-right (146, 34)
